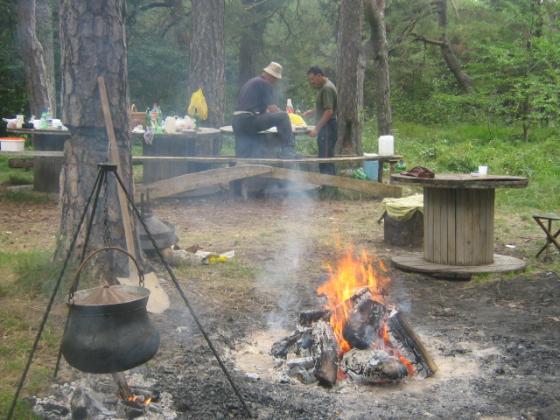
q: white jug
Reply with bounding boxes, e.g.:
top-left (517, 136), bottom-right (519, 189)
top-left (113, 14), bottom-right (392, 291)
top-left (378, 135), bottom-right (394, 156)
top-left (164, 116), bottom-right (177, 134)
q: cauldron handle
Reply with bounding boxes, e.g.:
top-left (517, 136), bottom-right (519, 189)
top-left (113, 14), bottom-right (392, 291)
top-left (68, 247), bottom-right (144, 302)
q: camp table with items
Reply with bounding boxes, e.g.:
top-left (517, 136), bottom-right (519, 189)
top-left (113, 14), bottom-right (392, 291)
top-left (7, 128), bottom-right (70, 193)
top-left (135, 127), bottom-right (222, 183)
top-left (390, 173), bottom-right (528, 276)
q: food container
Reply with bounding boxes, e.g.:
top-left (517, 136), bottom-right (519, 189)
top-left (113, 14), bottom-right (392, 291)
top-left (62, 247), bottom-right (160, 373)
top-left (378, 135), bottom-right (394, 156)
top-left (0, 137), bottom-right (25, 152)
top-left (164, 116), bottom-right (177, 134)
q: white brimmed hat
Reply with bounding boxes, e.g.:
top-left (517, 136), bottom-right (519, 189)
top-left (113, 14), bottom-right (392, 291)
top-left (263, 62), bottom-right (283, 79)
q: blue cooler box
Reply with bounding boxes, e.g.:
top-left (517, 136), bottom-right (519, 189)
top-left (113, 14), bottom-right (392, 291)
top-left (363, 160), bottom-right (379, 181)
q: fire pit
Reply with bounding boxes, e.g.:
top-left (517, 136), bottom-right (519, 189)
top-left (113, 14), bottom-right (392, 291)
top-left (271, 247), bottom-right (437, 386)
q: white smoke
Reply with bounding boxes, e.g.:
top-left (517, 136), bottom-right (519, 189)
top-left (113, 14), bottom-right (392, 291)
top-left (254, 174), bottom-right (318, 329)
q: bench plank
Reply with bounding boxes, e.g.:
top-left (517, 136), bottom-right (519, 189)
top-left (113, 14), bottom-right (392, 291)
top-left (135, 165), bottom-right (273, 200)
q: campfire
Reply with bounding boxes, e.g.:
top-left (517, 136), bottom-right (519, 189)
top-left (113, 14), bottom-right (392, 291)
top-left (272, 247), bottom-right (437, 386)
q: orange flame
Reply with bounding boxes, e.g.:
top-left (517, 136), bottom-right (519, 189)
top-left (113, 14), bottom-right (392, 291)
top-left (316, 246), bottom-right (415, 376)
top-left (127, 394), bottom-right (152, 406)
top-left (316, 247), bottom-right (389, 353)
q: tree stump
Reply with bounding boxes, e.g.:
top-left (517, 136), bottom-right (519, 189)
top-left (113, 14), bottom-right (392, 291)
top-left (383, 210), bottom-right (423, 248)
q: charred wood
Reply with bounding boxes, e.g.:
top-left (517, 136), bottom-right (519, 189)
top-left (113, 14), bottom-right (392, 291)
top-left (271, 330), bottom-right (304, 358)
top-left (299, 309), bottom-right (332, 327)
top-left (286, 356), bottom-right (315, 370)
top-left (343, 298), bottom-right (388, 349)
top-left (386, 311), bottom-right (438, 377)
top-left (311, 320), bottom-right (340, 387)
top-left (342, 348), bottom-right (408, 384)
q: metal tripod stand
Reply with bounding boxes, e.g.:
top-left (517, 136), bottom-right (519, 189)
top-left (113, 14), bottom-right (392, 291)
top-left (7, 163), bottom-right (250, 419)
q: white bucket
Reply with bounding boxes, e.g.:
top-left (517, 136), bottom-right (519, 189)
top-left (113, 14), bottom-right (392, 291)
top-left (378, 135), bottom-right (394, 156)
top-left (0, 137), bottom-right (25, 152)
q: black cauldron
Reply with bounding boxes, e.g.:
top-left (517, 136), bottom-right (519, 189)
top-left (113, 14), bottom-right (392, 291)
top-left (61, 247), bottom-right (160, 373)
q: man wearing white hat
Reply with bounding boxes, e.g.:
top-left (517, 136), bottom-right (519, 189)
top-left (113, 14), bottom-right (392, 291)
top-left (232, 61), bottom-right (297, 158)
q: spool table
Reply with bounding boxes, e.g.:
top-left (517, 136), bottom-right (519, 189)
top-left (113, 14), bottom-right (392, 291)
top-left (390, 173), bottom-right (528, 276)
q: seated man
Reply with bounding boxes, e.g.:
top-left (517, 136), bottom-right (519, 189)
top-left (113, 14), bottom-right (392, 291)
top-left (232, 61), bottom-right (296, 158)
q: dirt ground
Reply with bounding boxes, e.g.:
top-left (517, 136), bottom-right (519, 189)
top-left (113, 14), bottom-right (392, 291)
top-left (1, 190), bottom-right (559, 419)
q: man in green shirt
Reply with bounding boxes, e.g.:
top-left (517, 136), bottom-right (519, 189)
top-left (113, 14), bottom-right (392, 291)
top-left (305, 66), bottom-right (337, 175)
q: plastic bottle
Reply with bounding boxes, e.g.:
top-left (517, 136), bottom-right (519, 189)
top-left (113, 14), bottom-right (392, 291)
top-left (286, 98), bottom-right (294, 114)
top-left (145, 108), bottom-right (150, 129)
top-left (39, 111), bottom-right (48, 129)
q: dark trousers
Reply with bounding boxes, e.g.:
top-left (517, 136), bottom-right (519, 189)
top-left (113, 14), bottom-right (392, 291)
top-left (317, 118), bottom-right (337, 175)
top-left (232, 112), bottom-right (294, 157)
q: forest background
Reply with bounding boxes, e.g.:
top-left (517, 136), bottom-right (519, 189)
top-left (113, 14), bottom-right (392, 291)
top-left (0, 0), bottom-right (559, 211)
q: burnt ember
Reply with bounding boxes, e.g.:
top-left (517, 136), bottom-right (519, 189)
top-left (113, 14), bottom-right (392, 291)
top-left (342, 348), bottom-right (409, 384)
top-left (31, 373), bottom-right (177, 420)
top-left (271, 286), bottom-right (436, 386)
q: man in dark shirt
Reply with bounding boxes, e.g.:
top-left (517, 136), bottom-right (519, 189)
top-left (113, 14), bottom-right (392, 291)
top-left (305, 66), bottom-right (337, 175)
top-left (232, 62), bottom-right (296, 158)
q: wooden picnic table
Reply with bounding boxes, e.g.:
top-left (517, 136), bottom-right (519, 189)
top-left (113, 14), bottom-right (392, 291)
top-left (390, 173), bottom-right (528, 276)
top-left (134, 127), bottom-right (221, 183)
top-left (220, 125), bottom-right (400, 182)
top-left (7, 128), bottom-right (70, 193)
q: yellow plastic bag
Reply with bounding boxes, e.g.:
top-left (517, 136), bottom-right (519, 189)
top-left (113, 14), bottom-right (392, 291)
top-left (188, 88), bottom-right (208, 121)
top-left (288, 113), bottom-right (306, 127)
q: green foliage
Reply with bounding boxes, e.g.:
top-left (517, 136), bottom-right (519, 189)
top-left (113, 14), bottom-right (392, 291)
top-left (362, 119), bottom-right (560, 211)
top-left (0, 0), bottom-right (27, 135)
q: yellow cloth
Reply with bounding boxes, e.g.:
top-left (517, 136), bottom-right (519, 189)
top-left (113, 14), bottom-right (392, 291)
top-left (188, 88), bottom-right (208, 121)
top-left (382, 194), bottom-right (423, 221)
top-left (288, 113), bottom-right (306, 127)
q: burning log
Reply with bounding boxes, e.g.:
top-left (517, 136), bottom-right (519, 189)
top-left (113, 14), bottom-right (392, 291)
top-left (342, 297), bottom-right (388, 350)
top-left (386, 311), bottom-right (438, 378)
top-left (299, 309), bottom-right (331, 327)
top-left (310, 320), bottom-right (340, 386)
top-left (342, 348), bottom-right (409, 384)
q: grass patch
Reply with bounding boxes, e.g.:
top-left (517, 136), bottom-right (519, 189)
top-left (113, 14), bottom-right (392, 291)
top-left (0, 191), bottom-right (51, 204)
top-left (0, 155), bottom-right (33, 186)
top-left (7, 173), bottom-right (33, 186)
top-left (362, 120), bottom-right (560, 212)
top-left (0, 250), bottom-right (65, 297)
top-left (0, 250), bottom-right (64, 418)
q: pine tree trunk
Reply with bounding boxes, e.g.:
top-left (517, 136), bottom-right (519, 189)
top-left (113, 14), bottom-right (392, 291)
top-left (365, 0), bottom-right (393, 136)
top-left (35, 0), bottom-right (56, 116)
top-left (57, 0), bottom-right (134, 273)
top-left (336, 0), bottom-right (364, 155)
top-left (188, 0), bottom-right (225, 156)
top-left (238, 0), bottom-right (266, 87)
top-left (16, 0), bottom-right (55, 116)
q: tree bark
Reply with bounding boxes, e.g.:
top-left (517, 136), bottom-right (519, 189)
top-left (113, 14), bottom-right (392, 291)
top-left (335, 0), bottom-right (364, 155)
top-left (57, 0), bottom-right (134, 273)
top-left (435, 0), bottom-right (474, 94)
top-left (35, 0), bottom-right (57, 116)
top-left (364, 0), bottom-right (393, 136)
top-left (16, 0), bottom-right (55, 116)
top-left (238, 0), bottom-right (267, 87)
top-left (188, 0), bottom-right (225, 158)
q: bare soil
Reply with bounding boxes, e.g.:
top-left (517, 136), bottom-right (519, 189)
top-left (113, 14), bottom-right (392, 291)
top-left (1, 193), bottom-right (559, 419)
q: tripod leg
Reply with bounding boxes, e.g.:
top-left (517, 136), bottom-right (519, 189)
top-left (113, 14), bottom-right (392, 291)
top-left (7, 168), bottom-right (106, 420)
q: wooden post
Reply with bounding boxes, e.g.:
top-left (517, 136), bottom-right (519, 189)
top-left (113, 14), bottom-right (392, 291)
top-left (98, 77), bottom-right (137, 272)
